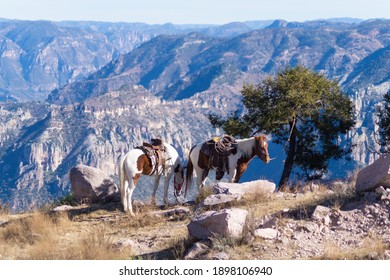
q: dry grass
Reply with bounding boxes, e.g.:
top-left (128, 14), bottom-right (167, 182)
top-left (0, 212), bottom-right (69, 246)
top-left (0, 209), bottom-right (136, 260)
top-left (0, 203), bottom-right (11, 217)
top-left (0, 174), bottom-right (375, 260)
top-left (0, 211), bottom-right (72, 259)
top-left (317, 236), bottom-right (389, 260)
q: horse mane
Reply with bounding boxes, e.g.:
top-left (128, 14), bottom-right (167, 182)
top-left (236, 137), bottom-right (256, 158)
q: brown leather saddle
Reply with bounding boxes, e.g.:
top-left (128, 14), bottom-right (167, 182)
top-left (198, 134), bottom-right (238, 180)
top-left (138, 138), bottom-right (167, 175)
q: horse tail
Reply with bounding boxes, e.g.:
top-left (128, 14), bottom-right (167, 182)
top-left (118, 154), bottom-right (126, 205)
top-left (185, 147), bottom-right (195, 198)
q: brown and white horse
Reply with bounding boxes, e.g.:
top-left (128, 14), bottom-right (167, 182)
top-left (185, 135), bottom-right (270, 195)
top-left (118, 143), bottom-right (184, 215)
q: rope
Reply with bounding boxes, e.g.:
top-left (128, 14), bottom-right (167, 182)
top-left (214, 134), bottom-right (237, 155)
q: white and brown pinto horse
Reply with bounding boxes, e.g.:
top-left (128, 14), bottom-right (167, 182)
top-left (118, 143), bottom-right (184, 215)
top-left (185, 135), bottom-right (270, 195)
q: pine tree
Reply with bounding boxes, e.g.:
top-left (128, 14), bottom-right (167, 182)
top-left (377, 91), bottom-right (390, 153)
top-left (209, 66), bottom-right (355, 187)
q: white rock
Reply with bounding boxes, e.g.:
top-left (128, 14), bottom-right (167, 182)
top-left (213, 180), bottom-right (276, 195)
top-left (355, 154), bottom-right (390, 193)
top-left (112, 239), bottom-right (145, 255)
top-left (311, 205), bottom-right (331, 221)
top-left (52, 205), bottom-right (74, 212)
top-left (254, 228), bottom-right (279, 239)
top-left (381, 192), bottom-right (390, 201)
top-left (184, 241), bottom-right (210, 260)
top-left (211, 252), bottom-right (229, 260)
top-left (375, 186), bottom-right (386, 194)
top-left (323, 216), bottom-right (331, 226)
top-left (202, 194), bottom-right (241, 207)
top-left (0, 219), bottom-right (9, 227)
top-left (187, 208), bottom-right (248, 239)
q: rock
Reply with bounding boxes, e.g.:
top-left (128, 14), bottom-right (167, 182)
top-left (311, 205), bottom-right (331, 221)
top-left (323, 215), bottom-right (331, 226)
top-left (384, 250), bottom-right (390, 260)
top-left (112, 239), bottom-right (144, 255)
top-left (300, 182), bottom-right (320, 193)
top-left (213, 180), bottom-right (276, 196)
top-left (297, 222), bottom-right (319, 233)
top-left (355, 154), bottom-right (390, 193)
top-left (201, 193), bottom-right (241, 207)
top-left (0, 219), bottom-right (9, 227)
top-left (187, 208), bottom-right (248, 239)
top-left (260, 216), bottom-right (279, 229)
top-left (210, 252), bottom-right (229, 260)
top-left (52, 205), bottom-right (74, 212)
top-left (148, 206), bottom-right (191, 219)
top-left (69, 164), bottom-right (120, 204)
top-left (184, 241), bottom-right (210, 260)
top-left (375, 186), bottom-right (386, 195)
top-left (363, 191), bottom-right (379, 202)
top-left (254, 228), bottom-right (279, 239)
top-left (381, 191), bottom-right (390, 201)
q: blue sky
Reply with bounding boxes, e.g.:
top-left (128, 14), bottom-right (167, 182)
top-left (0, 0), bottom-right (389, 24)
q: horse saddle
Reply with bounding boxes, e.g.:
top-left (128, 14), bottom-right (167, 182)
top-left (199, 134), bottom-right (238, 180)
top-left (139, 138), bottom-right (167, 175)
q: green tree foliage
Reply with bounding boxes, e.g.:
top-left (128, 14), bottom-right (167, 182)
top-left (209, 66), bottom-right (355, 187)
top-left (377, 91), bottom-right (390, 153)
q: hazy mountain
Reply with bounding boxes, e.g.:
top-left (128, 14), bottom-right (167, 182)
top-left (0, 19), bottom-right (278, 102)
top-left (49, 19), bottom-right (390, 104)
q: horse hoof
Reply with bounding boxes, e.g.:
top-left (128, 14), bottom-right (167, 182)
top-left (128, 212), bottom-right (135, 217)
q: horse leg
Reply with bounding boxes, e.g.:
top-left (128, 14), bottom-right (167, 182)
top-left (151, 175), bottom-right (161, 205)
top-left (122, 180), bottom-right (129, 212)
top-left (163, 173), bottom-right (172, 207)
top-left (119, 155), bottom-right (130, 212)
top-left (126, 186), bottom-right (135, 216)
top-left (232, 170), bottom-right (245, 183)
top-left (228, 169), bottom-right (237, 183)
top-left (126, 174), bottom-right (140, 216)
top-left (196, 169), bottom-right (209, 193)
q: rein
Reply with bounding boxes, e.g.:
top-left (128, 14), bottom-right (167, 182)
top-left (267, 117), bottom-right (297, 161)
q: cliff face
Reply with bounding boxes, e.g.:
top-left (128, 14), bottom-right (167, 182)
top-left (0, 86), bottom-right (229, 211)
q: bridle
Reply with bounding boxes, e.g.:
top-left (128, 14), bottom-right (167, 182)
top-left (174, 173), bottom-right (184, 203)
top-left (255, 137), bottom-right (271, 162)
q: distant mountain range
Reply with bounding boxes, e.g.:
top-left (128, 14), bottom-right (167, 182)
top-left (0, 18), bottom-right (277, 101)
top-left (1, 18), bottom-right (390, 212)
top-left (0, 17), bottom-right (369, 101)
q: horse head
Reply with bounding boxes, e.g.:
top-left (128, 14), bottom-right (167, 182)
top-left (254, 135), bottom-right (270, 164)
top-left (173, 163), bottom-right (185, 200)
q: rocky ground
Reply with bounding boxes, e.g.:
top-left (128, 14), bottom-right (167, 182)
top-left (181, 182), bottom-right (390, 260)
top-left (1, 179), bottom-right (390, 260)
top-left (244, 188), bottom-right (390, 260)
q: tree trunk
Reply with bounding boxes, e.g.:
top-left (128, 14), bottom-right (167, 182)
top-left (278, 124), bottom-right (296, 189)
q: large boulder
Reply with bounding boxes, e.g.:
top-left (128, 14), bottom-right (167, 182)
top-left (201, 193), bottom-right (241, 207)
top-left (355, 154), bottom-right (390, 193)
top-left (187, 208), bottom-right (248, 239)
top-left (69, 165), bottom-right (120, 203)
top-left (213, 180), bottom-right (276, 196)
